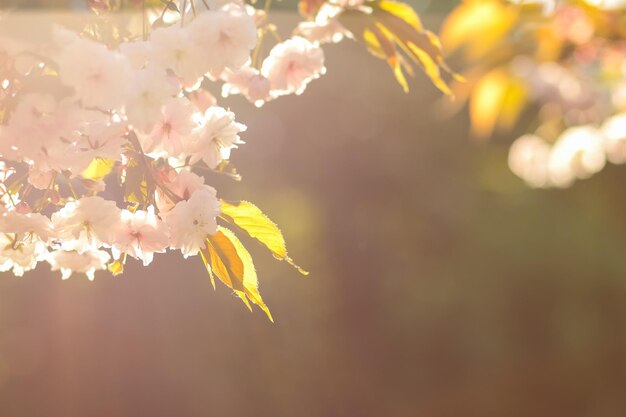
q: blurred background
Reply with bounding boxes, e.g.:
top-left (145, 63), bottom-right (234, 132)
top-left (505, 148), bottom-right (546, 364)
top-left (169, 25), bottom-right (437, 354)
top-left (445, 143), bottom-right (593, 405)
top-left (2, 2), bottom-right (626, 416)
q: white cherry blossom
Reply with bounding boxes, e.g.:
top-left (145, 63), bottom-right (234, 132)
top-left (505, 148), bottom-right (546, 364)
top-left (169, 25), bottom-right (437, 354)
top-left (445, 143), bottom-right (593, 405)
top-left (165, 187), bottom-right (221, 257)
top-left (125, 66), bottom-right (181, 133)
top-left (156, 170), bottom-right (207, 213)
top-left (140, 97), bottom-right (197, 158)
top-left (187, 9), bottom-right (257, 73)
top-left (188, 106), bottom-right (246, 168)
top-left (261, 37), bottom-right (326, 97)
top-left (221, 66), bottom-right (271, 106)
top-left (57, 37), bottom-right (133, 110)
top-left (112, 208), bottom-right (169, 266)
top-left (52, 196), bottom-right (121, 252)
top-left (47, 248), bottom-right (111, 280)
top-left (150, 25), bottom-right (204, 84)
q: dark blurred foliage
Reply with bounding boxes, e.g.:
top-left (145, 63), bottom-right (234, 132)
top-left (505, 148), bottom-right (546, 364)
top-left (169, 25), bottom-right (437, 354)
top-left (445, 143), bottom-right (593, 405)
top-left (1, 10), bottom-right (626, 417)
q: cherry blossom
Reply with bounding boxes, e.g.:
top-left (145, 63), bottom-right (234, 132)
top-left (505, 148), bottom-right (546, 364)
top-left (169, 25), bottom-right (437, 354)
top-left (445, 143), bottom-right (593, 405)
top-left (0, 0), bottom-right (341, 315)
top-left (125, 66), bottom-right (181, 133)
top-left (0, 212), bottom-right (52, 277)
top-left (165, 187), bottom-right (221, 257)
top-left (140, 97), bottom-right (197, 158)
top-left (156, 170), bottom-right (207, 213)
top-left (47, 248), bottom-right (111, 280)
top-left (221, 67), bottom-right (271, 107)
top-left (112, 208), bottom-right (169, 266)
top-left (261, 37), bottom-right (326, 97)
top-left (186, 8), bottom-right (258, 74)
top-left (57, 37), bottom-right (133, 110)
top-left (52, 196), bottom-right (121, 252)
top-left (188, 106), bottom-right (246, 169)
top-left (149, 25), bottom-right (204, 84)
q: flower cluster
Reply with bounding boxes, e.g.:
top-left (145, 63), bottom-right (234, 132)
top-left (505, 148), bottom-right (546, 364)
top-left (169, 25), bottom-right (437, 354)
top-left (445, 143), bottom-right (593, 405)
top-left (508, 116), bottom-right (626, 188)
top-left (441, 0), bottom-right (626, 188)
top-left (0, 4), bottom-right (257, 275)
top-left (0, 2), bottom-right (317, 318)
top-left (0, 0), bottom-right (451, 318)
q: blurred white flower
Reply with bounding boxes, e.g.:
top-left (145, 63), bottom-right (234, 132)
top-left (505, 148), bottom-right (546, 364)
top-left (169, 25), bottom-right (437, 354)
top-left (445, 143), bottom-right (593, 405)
top-left (150, 25), bottom-right (204, 84)
top-left (548, 126), bottom-right (606, 187)
top-left (584, 0), bottom-right (626, 10)
top-left (187, 9), bottom-right (257, 73)
top-left (296, 15), bottom-right (350, 45)
top-left (120, 40), bottom-right (153, 69)
top-left (221, 66), bottom-right (271, 107)
top-left (57, 38), bottom-right (133, 110)
top-left (508, 134), bottom-right (553, 188)
top-left (601, 113), bottom-right (626, 164)
top-left (125, 66), bottom-right (181, 133)
top-left (261, 37), bottom-right (326, 97)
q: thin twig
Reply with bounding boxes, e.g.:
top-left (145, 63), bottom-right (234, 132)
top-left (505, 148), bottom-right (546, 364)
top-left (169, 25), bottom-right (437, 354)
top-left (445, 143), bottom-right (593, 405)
top-left (181, 0), bottom-right (188, 27)
top-left (63, 172), bottom-right (79, 200)
top-left (142, 0), bottom-right (147, 41)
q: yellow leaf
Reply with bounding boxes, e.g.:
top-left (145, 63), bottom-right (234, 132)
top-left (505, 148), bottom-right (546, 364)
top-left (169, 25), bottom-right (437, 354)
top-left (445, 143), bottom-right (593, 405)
top-left (220, 227), bottom-right (273, 322)
top-left (206, 229), bottom-right (245, 292)
top-left (392, 58), bottom-right (410, 94)
top-left (204, 227), bottom-right (273, 321)
top-left (378, 0), bottom-right (423, 31)
top-left (199, 248), bottom-right (216, 290)
top-left (498, 78), bottom-right (528, 131)
top-left (372, 3), bottom-right (457, 96)
top-left (369, 24), bottom-right (410, 93)
top-left (408, 43), bottom-right (453, 97)
top-left (470, 69), bottom-right (527, 139)
top-left (122, 158), bottom-right (152, 205)
top-left (440, 0), bottom-right (517, 60)
top-left (219, 200), bottom-right (308, 275)
top-left (339, 1), bottom-right (458, 95)
top-left (363, 28), bottom-right (387, 59)
top-left (471, 69), bottom-right (508, 138)
top-left (82, 158), bottom-right (114, 181)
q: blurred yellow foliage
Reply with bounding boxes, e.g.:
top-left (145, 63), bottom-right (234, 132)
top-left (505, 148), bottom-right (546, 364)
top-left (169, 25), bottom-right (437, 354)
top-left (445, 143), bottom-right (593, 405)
top-left (440, 0), bottom-right (626, 140)
top-left (339, 0), bottom-right (458, 95)
top-left (441, 0), bottom-right (518, 60)
top-left (470, 69), bottom-right (528, 138)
